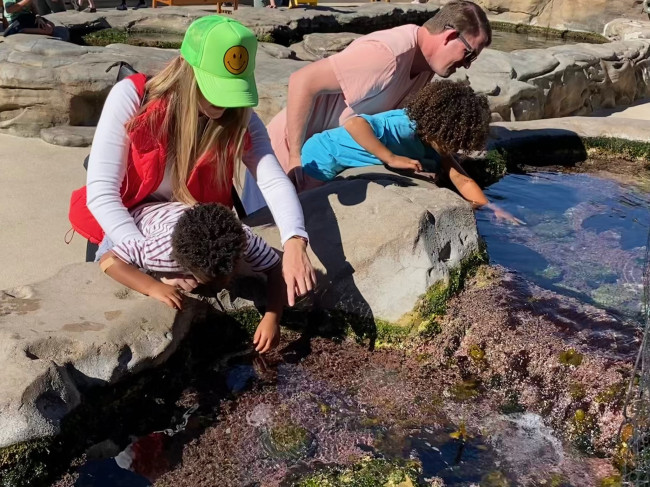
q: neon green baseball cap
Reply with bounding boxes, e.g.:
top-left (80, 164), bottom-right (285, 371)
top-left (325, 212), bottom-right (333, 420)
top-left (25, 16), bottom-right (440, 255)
top-left (181, 15), bottom-right (258, 108)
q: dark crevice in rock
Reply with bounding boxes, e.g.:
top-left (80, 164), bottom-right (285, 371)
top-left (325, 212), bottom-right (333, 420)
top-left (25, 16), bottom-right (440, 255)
top-left (24, 350), bottom-right (39, 360)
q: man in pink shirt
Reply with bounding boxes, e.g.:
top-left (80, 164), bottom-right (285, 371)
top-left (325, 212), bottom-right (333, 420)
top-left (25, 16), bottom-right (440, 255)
top-left (266, 0), bottom-right (491, 186)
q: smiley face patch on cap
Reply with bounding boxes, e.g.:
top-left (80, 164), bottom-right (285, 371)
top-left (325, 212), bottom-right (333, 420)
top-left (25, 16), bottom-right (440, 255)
top-left (224, 45), bottom-right (249, 75)
top-left (180, 15), bottom-right (259, 108)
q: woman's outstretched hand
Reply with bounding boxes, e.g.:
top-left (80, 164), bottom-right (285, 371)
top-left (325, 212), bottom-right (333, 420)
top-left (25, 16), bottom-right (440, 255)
top-left (282, 237), bottom-right (317, 306)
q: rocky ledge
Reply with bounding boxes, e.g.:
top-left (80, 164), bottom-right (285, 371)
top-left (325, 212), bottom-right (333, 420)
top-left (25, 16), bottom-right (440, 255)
top-left (0, 176), bottom-right (478, 452)
top-left (2, 26), bottom-right (650, 142)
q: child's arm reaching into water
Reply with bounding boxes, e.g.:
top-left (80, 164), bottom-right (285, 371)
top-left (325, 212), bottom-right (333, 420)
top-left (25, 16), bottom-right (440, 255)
top-left (440, 153), bottom-right (524, 225)
top-left (344, 116), bottom-right (426, 173)
top-left (99, 251), bottom-right (183, 310)
top-left (253, 263), bottom-right (284, 353)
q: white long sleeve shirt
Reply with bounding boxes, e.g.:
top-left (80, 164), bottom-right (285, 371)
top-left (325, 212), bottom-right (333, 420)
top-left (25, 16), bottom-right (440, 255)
top-left (86, 79), bottom-right (307, 247)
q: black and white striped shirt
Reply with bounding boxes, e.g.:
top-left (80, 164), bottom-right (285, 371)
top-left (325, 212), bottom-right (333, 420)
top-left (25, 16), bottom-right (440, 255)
top-left (112, 202), bottom-right (280, 274)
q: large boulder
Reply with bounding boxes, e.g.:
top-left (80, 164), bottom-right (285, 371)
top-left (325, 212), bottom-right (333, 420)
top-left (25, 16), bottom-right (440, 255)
top-left (0, 265), bottom-right (200, 448)
top-left (0, 176), bottom-right (479, 448)
top-left (0, 35), bottom-right (305, 138)
top-left (449, 39), bottom-right (650, 122)
top-left (289, 32), bottom-right (361, 61)
top-left (0, 36), bottom-right (177, 138)
top-left (246, 175), bottom-right (480, 323)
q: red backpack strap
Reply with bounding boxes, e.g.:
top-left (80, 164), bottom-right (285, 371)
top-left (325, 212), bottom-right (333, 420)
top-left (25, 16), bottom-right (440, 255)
top-left (127, 73), bottom-right (148, 100)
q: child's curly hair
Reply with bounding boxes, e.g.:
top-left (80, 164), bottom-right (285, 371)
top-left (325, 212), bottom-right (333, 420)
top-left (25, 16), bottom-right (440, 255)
top-left (171, 203), bottom-right (246, 282)
top-left (405, 80), bottom-right (490, 153)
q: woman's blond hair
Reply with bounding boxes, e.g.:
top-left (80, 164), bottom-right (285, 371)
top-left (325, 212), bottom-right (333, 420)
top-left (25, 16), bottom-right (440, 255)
top-left (127, 56), bottom-right (251, 205)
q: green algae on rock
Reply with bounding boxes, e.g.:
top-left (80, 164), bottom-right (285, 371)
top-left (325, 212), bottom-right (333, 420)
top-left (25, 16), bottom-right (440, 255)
top-left (414, 249), bottom-right (489, 321)
top-left (294, 457), bottom-right (422, 487)
top-left (0, 438), bottom-right (54, 487)
top-left (559, 349), bottom-right (584, 367)
top-left (261, 423), bottom-right (315, 461)
top-left (569, 408), bottom-right (601, 453)
top-left (489, 21), bottom-right (609, 44)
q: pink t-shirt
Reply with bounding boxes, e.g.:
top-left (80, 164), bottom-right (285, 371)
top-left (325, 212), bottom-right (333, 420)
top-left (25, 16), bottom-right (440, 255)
top-left (267, 24), bottom-right (433, 170)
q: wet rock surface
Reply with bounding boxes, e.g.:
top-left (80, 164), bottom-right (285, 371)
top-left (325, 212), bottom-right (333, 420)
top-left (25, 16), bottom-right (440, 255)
top-left (55, 267), bottom-right (632, 487)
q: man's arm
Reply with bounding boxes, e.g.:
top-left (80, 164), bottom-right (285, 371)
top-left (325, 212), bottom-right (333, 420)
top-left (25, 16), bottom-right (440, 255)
top-left (344, 116), bottom-right (424, 172)
top-left (99, 251), bottom-right (183, 309)
top-left (285, 59), bottom-right (342, 170)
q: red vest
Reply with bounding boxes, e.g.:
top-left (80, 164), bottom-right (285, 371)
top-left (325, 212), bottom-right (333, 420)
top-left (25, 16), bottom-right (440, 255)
top-left (69, 73), bottom-right (243, 244)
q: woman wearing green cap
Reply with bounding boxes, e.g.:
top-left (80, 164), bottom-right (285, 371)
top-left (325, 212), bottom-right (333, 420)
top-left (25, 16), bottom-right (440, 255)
top-left (70, 16), bottom-right (316, 306)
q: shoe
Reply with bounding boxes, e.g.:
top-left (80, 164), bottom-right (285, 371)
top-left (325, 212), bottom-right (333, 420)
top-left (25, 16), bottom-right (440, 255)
top-left (116, 3), bottom-right (127, 9)
top-left (88, 7), bottom-right (96, 11)
top-left (132, 2), bottom-right (146, 8)
top-left (2, 19), bottom-right (21, 37)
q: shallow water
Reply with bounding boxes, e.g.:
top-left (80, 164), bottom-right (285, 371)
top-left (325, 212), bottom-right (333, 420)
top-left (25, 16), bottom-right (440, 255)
top-left (489, 30), bottom-right (580, 52)
top-left (70, 346), bottom-right (610, 487)
top-left (476, 172), bottom-right (649, 322)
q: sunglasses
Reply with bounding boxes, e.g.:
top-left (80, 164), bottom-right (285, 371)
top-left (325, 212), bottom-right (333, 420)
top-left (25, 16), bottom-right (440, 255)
top-left (445, 24), bottom-right (478, 64)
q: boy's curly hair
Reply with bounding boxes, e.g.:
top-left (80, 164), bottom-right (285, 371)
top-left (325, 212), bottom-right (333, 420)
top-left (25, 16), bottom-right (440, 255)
top-left (405, 80), bottom-right (490, 153)
top-left (171, 203), bottom-right (247, 282)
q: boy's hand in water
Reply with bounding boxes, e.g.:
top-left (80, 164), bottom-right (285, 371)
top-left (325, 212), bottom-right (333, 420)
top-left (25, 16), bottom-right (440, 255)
top-left (148, 282), bottom-right (183, 310)
top-left (487, 203), bottom-right (525, 225)
top-left (253, 314), bottom-right (280, 353)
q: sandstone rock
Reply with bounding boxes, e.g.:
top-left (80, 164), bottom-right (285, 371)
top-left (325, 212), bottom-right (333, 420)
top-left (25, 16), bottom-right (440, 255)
top-left (0, 264), bottom-right (204, 448)
top-left (489, 115), bottom-right (650, 146)
top-left (245, 177), bottom-right (480, 322)
top-left (604, 18), bottom-right (650, 41)
top-left (0, 36), bottom-right (176, 137)
top-left (4, 5), bottom-right (649, 134)
top-left (478, 0), bottom-right (648, 34)
top-left (0, 36), bottom-right (303, 135)
top-left (289, 32), bottom-right (361, 61)
top-left (258, 41), bottom-right (294, 59)
top-left (40, 125), bottom-right (95, 147)
top-left (509, 48), bottom-right (559, 81)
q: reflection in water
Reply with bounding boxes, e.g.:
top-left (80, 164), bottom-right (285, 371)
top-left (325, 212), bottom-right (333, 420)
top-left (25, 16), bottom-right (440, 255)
top-left (477, 172), bottom-right (649, 321)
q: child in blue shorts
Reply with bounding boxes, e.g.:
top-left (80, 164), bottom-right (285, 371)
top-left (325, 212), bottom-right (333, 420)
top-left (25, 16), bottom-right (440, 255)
top-left (298, 80), bottom-right (520, 223)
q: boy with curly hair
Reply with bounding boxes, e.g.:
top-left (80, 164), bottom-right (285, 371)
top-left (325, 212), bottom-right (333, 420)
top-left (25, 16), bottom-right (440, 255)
top-left (297, 80), bottom-right (520, 223)
top-left (99, 202), bottom-right (284, 353)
